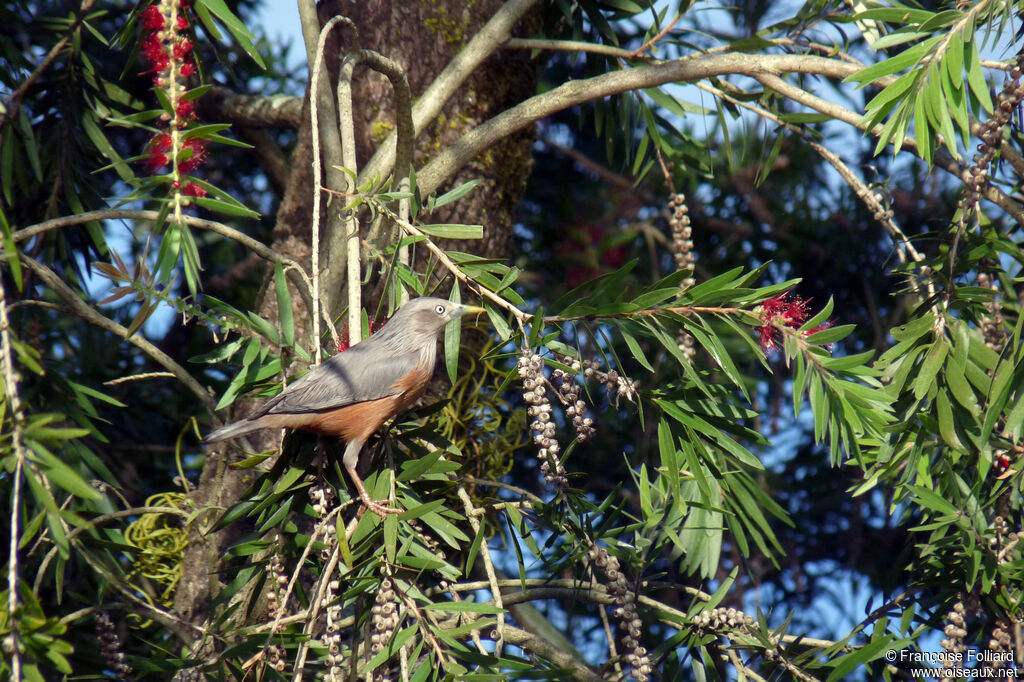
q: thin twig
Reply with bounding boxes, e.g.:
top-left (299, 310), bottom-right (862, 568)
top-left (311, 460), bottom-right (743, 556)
top-left (33, 506), bottom-right (191, 595)
top-left (457, 487), bottom-right (504, 657)
top-left (629, 12), bottom-right (683, 59)
top-left (12, 208), bottom-right (337, 355)
top-left (386, 211), bottom-right (529, 325)
top-left (103, 371), bottom-right (176, 385)
top-left (691, 79), bottom-right (939, 313)
top-left (0, 252), bottom-right (27, 681)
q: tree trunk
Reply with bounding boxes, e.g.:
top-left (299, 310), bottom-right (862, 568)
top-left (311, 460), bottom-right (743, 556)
top-left (174, 0), bottom-right (542, 631)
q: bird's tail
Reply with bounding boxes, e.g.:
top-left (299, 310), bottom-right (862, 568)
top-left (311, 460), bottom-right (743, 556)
top-left (203, 419), bottom-right (265, 444)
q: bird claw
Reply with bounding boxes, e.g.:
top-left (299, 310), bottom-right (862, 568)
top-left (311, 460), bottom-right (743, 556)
top-left (359, 496), bottom-right (403, 518)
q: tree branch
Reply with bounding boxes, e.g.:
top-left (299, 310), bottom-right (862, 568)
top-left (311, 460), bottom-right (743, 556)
top-left (410, 52), bottom-right (1024, 225)
top-left (200, 86), bottom-right (303, 129)
top-left (357, 0), bottom-right (541, 186)
top-left (13, 209), bottom-right (329, 345)
top-left (19, 255), bottom-right (217, 412)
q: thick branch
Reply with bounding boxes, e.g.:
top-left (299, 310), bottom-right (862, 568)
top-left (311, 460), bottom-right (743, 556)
top-left (357, 0), bottom-right (540, 185)
top-left (500, 625), bottom-right (605, 682)
top-left (200, 86), bottom-right (302, 128)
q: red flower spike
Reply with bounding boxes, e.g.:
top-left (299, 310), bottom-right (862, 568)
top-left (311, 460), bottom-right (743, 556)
top-left (182, 183), bottom-right (206, 197)
top-left (173, 39), bottom-right (193, 59)
top-left (335, 319), bottom-right (383, 353)
top-left (150, 133), bottom-right (172, 152)
top-left (140, 5), bottom-right (166, 30)
top-left (757, 293), bottom-right (812, 351)
top-left (143, 151), bottom-right (168, 173)
top-left (176, 16), bottom-right (189, 29)
top-left (178, 139), bottom-right (207, 173)
top-left (179, 62), bottom-right (196, 77)
top-left (175, 100), bottom-right (196, 120)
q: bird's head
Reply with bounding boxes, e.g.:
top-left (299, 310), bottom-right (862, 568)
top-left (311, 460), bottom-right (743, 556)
top-left (388, 296), bottom-right (486, 338)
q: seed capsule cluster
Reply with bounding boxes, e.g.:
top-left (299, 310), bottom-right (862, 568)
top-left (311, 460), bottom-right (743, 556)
top-left (976, 268), bottom-right (1005, 351)
top-left (588, 545), bottom-right (650, 682)
top-left (669, 193), bottom-right (695, 288)
top-left (691, 606), bottom-right (756, 633)
top-left (266, 644), bottom-right (285, 672)
top-left (265, 550), bottom-right (288, 619)
top-left (518, 348), bottom-right (567, 488)
top-left (962, 56), bottom-right (1024, 212)
top-left (552, 357), bottom-right (595, 442)
top-left (369, 576), bottom-right (400, 682)
top-left (582, 359), bottom-right (638, 405)
top-left (309, 472), bottom-right (345, 677)
top-left (941, 601), bottom-right (969, 665)
top-left (95, 611), bottom-right (134, 682)
top-left (988, 620), bottom-right (1013, 668)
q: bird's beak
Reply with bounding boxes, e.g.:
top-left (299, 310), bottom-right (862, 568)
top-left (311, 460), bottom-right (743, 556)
top-left (456, 304), bottom-right (486, 317)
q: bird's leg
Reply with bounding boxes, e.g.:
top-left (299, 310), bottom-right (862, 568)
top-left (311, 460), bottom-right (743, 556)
top-left (343, 440), bottom-right (402, 517)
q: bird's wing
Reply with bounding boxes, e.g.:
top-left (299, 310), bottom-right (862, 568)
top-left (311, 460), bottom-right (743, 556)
top-left (259, 343), bottom-right (422, 415)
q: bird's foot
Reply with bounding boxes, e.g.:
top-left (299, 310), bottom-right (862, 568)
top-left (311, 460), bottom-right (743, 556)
top-left (359, 494), bottom-right (403, 518)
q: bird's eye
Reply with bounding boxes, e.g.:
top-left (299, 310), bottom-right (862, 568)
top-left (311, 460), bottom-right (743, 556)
top-left (434, 304), bottom-right (446, 315)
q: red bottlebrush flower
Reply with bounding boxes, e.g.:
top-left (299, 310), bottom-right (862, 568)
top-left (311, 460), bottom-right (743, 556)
top-left (182, 182), bottom-right (207, 197)
top-left (176, 15), bottom-right (189, 29)
top-left (150, 133), bottom-right (172, 152)
top-left (140, 5), bottom-right (165, 30)
top-left (757, 293), bottom-right (811, 351)
top-left (178, 139), bottom-right (207, 172)
top-left (143, 151), bottom-right (168, 173)
top-left (179, 61), bottom-right (196, 77)
top-left (140, 34), bottom-right (168, 66)
top-left (173, 39), bottom-right (193, 59)
top-left (175, 99), bottom-right (196, 120)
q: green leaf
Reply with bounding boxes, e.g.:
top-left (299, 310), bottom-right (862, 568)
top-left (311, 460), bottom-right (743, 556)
top-left (620, 326), bottom-right (654, 372)
top-left (910, 484), bottom-right (958, 517)
top-left (274, 262), bottom-right (295, 348)
top-left (805, 324), bottom-right (855, 346)
top-left (936, 390), bottom-right (965, 451)
top-left (192, 196), bottom-right (261, 218)
top-left (195, 0), bottom-right (266, 68)
top-left (427, 179), bottom-right (481, 212)
top-left (913, 337), bottom-right (948, 399)
top-left (845, 37), bottom-right (939, 86)
top-left (484, 302), bottom-right (512, 340)
top-left (418, 223), bottom-right (483, 240)
top-left (445, 286), bottom-right (462, 383)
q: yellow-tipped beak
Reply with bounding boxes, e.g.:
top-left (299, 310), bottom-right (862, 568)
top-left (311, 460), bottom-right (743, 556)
top-left (458, 304), bottom-right (487, 316)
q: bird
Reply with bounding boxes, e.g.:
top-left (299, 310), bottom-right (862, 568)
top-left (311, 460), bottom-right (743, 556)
top-left (204, 296), bottom-right (485, 516)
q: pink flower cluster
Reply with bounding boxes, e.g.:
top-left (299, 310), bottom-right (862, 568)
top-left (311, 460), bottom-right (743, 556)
top-left (138, 0), bottom-right (207, 198)
top-left (757, 293), bottom-right (830, 351)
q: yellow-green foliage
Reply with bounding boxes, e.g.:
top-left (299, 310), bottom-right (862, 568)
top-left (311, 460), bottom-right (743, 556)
top-left (124, 492), bottom-right (190, 606)
top-left (439, 337), bottom-right (526, 482)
